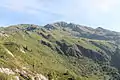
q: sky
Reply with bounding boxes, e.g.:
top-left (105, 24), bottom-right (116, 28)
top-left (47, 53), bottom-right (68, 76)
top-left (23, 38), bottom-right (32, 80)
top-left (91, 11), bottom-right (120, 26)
top-left (0, 0), bottom-right (120, 32)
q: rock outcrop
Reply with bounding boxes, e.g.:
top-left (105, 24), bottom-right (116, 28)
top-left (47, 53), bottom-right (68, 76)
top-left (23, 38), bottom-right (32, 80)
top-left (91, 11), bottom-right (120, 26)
top-left (0, 67), bottom-right (48, 80)
top-left (44, 24), bottom-right (56, 30)
top-left (40, 40), bottom-right (53, 49)
top-left (56, 40), bottom-right (108, 61)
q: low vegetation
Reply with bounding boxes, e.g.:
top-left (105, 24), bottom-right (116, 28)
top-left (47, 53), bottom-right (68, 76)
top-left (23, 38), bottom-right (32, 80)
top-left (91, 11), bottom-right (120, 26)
top-left (0, 22), bottom-right (120, 80)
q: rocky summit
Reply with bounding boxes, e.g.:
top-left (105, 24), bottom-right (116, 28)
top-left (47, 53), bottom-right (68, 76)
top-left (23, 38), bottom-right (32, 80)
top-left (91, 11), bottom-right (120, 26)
top-left (0, 22), bottom-right (120, 80)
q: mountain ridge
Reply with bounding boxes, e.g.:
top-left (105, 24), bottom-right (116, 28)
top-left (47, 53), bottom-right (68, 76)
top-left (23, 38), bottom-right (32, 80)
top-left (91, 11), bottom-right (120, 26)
top-left (44, 21), bottom-right (119, 33)
top-left (0, 22), bottom-right (120, 80)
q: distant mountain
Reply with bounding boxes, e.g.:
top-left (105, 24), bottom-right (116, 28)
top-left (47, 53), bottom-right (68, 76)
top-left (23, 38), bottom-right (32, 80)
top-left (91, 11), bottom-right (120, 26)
top-left (44, 22), bottom-right (120, 43)
top-left (0, 22), bottom-right (120, 80)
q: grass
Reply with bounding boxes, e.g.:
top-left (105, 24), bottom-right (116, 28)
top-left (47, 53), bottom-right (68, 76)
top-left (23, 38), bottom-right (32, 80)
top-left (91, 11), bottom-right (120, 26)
top-left (0, 26), bottom-right (119, 80)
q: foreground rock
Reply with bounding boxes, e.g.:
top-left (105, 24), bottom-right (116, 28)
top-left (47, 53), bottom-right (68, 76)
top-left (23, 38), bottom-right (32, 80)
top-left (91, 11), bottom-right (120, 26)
top-left (0, 67), bottom-right (48, 80)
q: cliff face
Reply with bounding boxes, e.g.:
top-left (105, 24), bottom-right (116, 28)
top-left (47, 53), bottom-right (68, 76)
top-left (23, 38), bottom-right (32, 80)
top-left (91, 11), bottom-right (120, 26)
top-left (0, 22), bottom-right (120, 80)
top-left (56, 40), bottom-right (107, 62)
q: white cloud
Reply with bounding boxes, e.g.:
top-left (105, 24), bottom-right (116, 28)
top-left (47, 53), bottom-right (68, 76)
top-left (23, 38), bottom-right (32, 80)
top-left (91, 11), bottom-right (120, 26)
top-left (0, 0), bottom-right (119, 17)
top-left (0, 0), bottom-right (43, 14)
top-left (87, 0), bottom-right (119, 13)
top-left (0, 0), bottom-right (120, 31)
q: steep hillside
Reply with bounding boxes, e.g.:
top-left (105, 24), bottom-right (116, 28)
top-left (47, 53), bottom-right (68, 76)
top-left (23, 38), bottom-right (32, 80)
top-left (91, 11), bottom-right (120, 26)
top-left (0, 22), bottom-right (120, 80)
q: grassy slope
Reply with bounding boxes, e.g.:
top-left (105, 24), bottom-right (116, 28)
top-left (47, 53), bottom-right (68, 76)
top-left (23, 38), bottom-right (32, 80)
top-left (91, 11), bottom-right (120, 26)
top-left (0, 27), bottom-right (118, 80)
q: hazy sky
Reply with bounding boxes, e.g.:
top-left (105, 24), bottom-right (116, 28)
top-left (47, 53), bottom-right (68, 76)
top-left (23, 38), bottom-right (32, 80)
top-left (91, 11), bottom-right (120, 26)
top-left (0, 0), bottom-right (120, 31)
